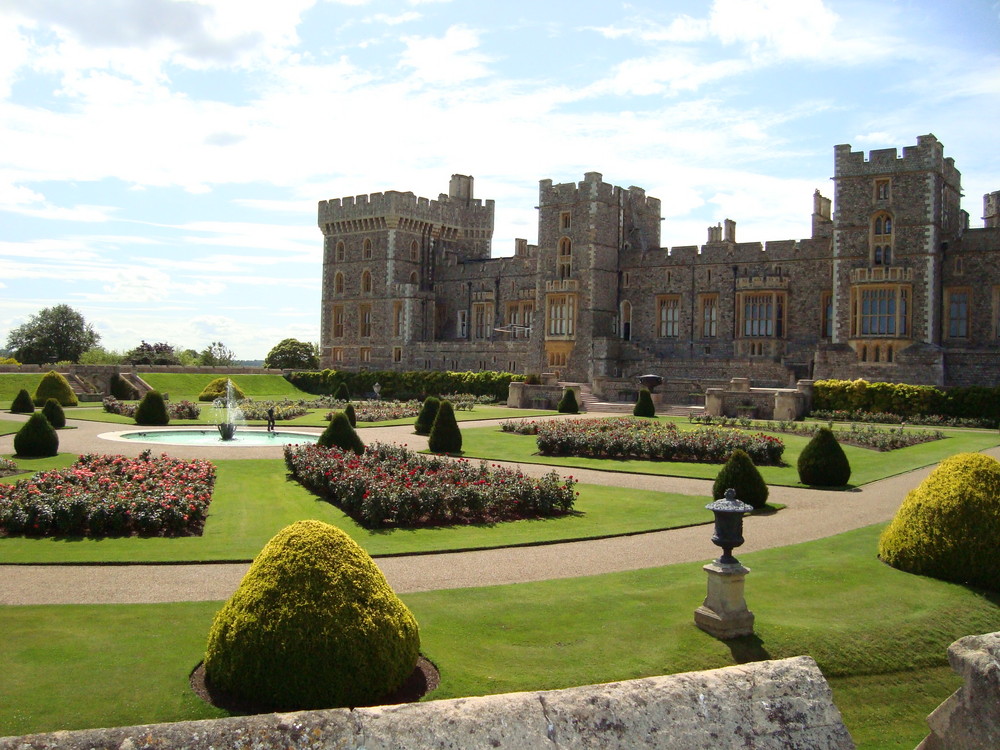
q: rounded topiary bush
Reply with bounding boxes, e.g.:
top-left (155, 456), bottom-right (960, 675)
top-left (41, 398), bottom-right (66, 429)
top-left (10, 388), bottom-right (34, 414)
top-left (134, 390), bottom-right (170, 426)
top-left (14, 412), bottom-right (59, 457)
top-left (318, 411), bottom-right (364, 454)
top-left (557, 388), bottom-right (579, 414)
top-left (713, 449), bottom-right (769, 509)
top-left (33, 371), bottom-right (78, 407)
top-left (878, 453), bottom-right (1000, 592)
top-left (428, 400), bottom-right (462, 454)
top-left (344, 402), bottom-right (357, 428)
top-left (204, 520), bottom-right (420, 710)
top-left (633, 387), bottom-right (656, 418)
top-left (199, 377), bottom-right (245, 402)
top-left (797, 427), bottom-right (851, 486)
top-left (334, 381), bottom-right (351, 401)
top-left (414, 396), bottom-right (440, 436)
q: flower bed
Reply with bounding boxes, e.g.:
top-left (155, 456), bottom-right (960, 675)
top-left (323, 399), bottom-right (423, 422)
top-left (284, 442), bottom-right (577, 528)
top-left (809, 409), bottom-right (993, 430)
top-left (103, 397), bottom-right (201, 420)
top-left (235, 399), bottom-right (309, 421)
top-left (504, 417), bottom-right (785, 465)
top-left (0, 457), bottom-right (18, 477)
top-left (0, 451), bottom-right (216, 537)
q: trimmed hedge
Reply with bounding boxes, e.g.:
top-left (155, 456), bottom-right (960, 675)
top-left (13, 412), bottom-right (59, 457)
top-left (134, 390), bottom-right (170, 426)
top-left (33, 371), bottom-right (78, 407)
top-left (10, 389), bottom-right (34, 414)
top-left (878, 453), bottom-right (1000, 592)
top-left (318, 411), bottom-right (364, 454)
top-left (343, 402), bottom-right (357, 428)
top-left (414, 396), bottom-right (440, 436)
top-left (204, 520), bottom-right (420, 710)
top-left (428, 400), bottom-right (462, 454)
top-left (198, 377), bottom-right (246, 402)
top-left (286, 368), bottom-right (522, 402)
top-left (633, 387), bottom-right (655, 418)
top-left (41, 398), bottom-right (66, 429)
top-left (812, 379), bottom-right (1000, 426)
top-left (557, 388), bottom-right (579, 414)
top-left (797, 427), bottom-right (851, 487)
top-left (713, 449), bottom-right (768, 509)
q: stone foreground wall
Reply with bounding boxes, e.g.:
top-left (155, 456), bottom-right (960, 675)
top-left (0, 656), bottom-right (854, 750)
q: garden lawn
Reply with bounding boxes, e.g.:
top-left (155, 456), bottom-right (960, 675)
top-left (0, 525), bottom-right (994, 749)
top-left (0, 458), bottom-right (711, 563)
top-left (138, 373), bottom-right (306, 402)
top-left (0, 419), bottom-right (22, 437)
top-left (458, 420), bottom-right (1000, 487)
top-left (0, 374), bottom-right (45, 409)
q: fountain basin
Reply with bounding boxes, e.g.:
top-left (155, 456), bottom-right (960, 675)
top-left (106, 429), bottom-right (320, 447)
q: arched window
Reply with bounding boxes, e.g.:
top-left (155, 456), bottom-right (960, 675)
top-left (871, 212), bottom-right (893, 266)
top-left (409, 271), bottom-right (418, 284)
top-left (886, 345), bottom-right (893, 363)
top-left (363, 238), bottom-right (373, 260)
top-left (335, 241), bottom-right (345, 262)
top-left (620, 301), bottom-right (632, 340)
top-left (410, 240), bottom-right (419, 262)
top-left (860, 345), bottom-right (867, 362)
top-left (361, 270), bottom-right (372, 294)
top-left (334, 272), bottom-right (344, 294)
top-left (558, 237), bottom-right (572, 279)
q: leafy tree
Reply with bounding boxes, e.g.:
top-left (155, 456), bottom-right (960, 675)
top-left (5, 305), bottom-right (100, 364)
top-left (264, 338), bottom-right (320, 370)
top-left (178, 349), bottom-right (200, 366)
top-left (200, 341), bottom-right (235, 367)
top-left (78, 347), bottom-right (126, 365)
top-left (126, 341), bottom-right (180, 366)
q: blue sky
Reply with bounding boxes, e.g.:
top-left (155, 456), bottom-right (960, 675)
top-left (1, 0), bottom-right (998, 360)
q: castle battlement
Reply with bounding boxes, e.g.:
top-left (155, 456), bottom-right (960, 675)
top-left (538, 173), bottom-right (659, 212)
top-left (834, 133), bottom-right (959, 184)
top-left (318, 188), bottom-right (494, 230)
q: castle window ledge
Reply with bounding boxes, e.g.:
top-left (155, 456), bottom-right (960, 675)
top-left (850, 266), bottom-right (913, 283)
top-left (472, 291), bottom-right (496, 302)
top-left (545, 334), bottom-right (577, 342)
top-left (546, 279), bottom-right (579, 292)
top-left (736, 276), bottom-right (789, 290)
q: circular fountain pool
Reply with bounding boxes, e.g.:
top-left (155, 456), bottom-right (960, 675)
top-left (110, 429), bottom-right (320, 447)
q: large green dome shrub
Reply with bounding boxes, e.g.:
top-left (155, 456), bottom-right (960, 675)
top-left (204, 520), bottom-right (420, 710)
top-left (33, 371), bottom-right (78, 407)
top-left (878, 453), bottom-right (1000, 592)
top-left (633, 387), bottom-right (656, 418)
top-left (134, 390), bottom-right (170, 426)
top-left (796, 427), bottom-right (851, 486)
top-left (428, 399), bottom-right (462, 454)
top-left (198, 378), bottom-right (245, 402)
top-left (557, 388), bottom-right (579, 414)
top-left (41, 398), bottom-right (66, 429)
top-left (318, 411), bottom-right (364, 454)
top-left (14, 412), bottom-right (59, 457)
top-left (414, 396), bottom-right (439, 436)
top-left (10, 388), bottom-right (34, 414)
top-left (713, 449), bottom-right (768, 509)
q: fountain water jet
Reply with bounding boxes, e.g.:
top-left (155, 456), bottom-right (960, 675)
top-left (213, 379), bottom-right (244, 441)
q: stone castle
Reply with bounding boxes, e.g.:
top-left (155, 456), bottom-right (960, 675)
top-left (318, 134), bottom-right (1000, 394)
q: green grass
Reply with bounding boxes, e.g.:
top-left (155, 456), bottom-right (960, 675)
top-left (0, 418), bottom-right (22, 437)
top-left (0, 374), bottom-right (45, 409)
top-left (457, 420), bottom-right (1000, 487)
top-left (0, 458), bottom-right (712, 563)
top-left (138, 372), bottom-right (306, 402)
top-left (1, 525), bottom-right (994, 747)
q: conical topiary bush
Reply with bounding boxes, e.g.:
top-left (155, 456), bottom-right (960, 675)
top-left (10, 388), bottom-right (34, 414)
top-left (41, 398), bottom-right (66, 429)
top-left (557, 388), bottom-right (579, 414)
top-left (318, 411), bottom-right (365, 454)
top-left (414, 396), bottom-right (440, 436)
top-left (334, 381), bottom-right (351, 401)
top-left (204, 520), bottom-right (420, 710)
top-left (878, 453), bottom-right (1000, 592)
top-left (344, 402), bottom-right (357, 428)
top-left (797, 427), bottom-right (851, 486)
top-left (134, 390), bottom-right (170, 426)
top-left (713, 449), bottom-right (768, 509)
top-left (633, 387), bottom-right (656, 418)
top-left (13, 412), bottom-right (59, 457)
top-left (33, 371), bottom-right (78, 407)
top-left (428, 400), bottom-right (462, 454)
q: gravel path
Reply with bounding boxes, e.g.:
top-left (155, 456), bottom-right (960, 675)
top-left (2, 411), bottom-right (995, 606)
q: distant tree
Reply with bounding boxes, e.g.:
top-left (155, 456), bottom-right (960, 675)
top-left (78, 347), bottom-right (126, 365)
top-left (177, 349), bottom-right (200, 366)
top-left (264, 339), bottom-right (320, 370)
top-left (200, 341), bottom-right (235, 367)
top-left (5, 305), bottom-right (100, 364)
top-left (126, 341), bottom-right (180, 366)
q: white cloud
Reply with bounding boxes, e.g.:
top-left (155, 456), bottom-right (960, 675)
top-left (398, 25), bottom-right (492, 85)
top-left (368, 12), bottom-right (421, 26)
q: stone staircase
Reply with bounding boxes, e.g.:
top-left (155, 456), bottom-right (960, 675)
top-left (59, 372), bottom-right (103, 403)
top-left (560, 382), bottom-right (704, 417)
